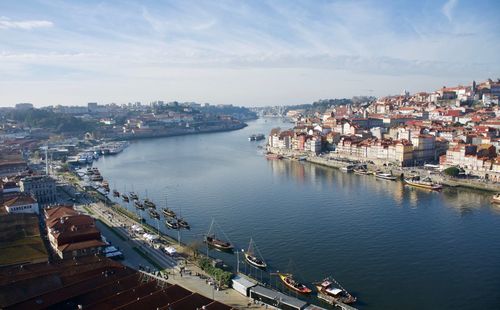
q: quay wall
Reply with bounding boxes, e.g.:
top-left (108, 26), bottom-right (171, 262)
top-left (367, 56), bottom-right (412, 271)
top-left (266, 147), bottom-right (500, 192)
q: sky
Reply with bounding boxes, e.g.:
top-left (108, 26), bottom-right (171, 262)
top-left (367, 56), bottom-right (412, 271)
top-left (0, 0), bottom-right (499, 107)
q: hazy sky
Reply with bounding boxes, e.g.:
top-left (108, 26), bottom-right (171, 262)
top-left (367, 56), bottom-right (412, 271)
top-left (0, 0), bottom-right (499, 107)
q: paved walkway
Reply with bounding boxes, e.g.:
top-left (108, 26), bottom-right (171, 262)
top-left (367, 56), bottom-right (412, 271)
top-left (79, 203), bottom-right (266, 309)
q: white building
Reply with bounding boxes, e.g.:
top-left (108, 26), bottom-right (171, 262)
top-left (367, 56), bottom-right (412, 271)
top-left (4, 194), bottom-right (39, 214)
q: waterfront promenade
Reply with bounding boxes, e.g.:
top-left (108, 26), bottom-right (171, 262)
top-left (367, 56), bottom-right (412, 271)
top-left (79, 203), bottom-right (266, 309)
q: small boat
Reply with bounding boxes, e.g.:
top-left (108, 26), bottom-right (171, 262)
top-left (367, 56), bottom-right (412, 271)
top-left (244, 238), bottom-right (266, 269)
top-left (162, 208), bottom-right (177, 218)
top-left (375, 173), bottom-right (397, 181)
top-left (255, 134), bottom-right (265, 141)
top-left (122, 194), bottom-right (129, 202)
top-left (148, 209), bottom-right (160, 219)
top-left (340, 165), bottom-right (355, 172)
top-left (144, 199), bottom-right (156, 209)
top-left (354, 168), bottom-right (370, 175)
top-left (491, 193), bottom-right (500, 204)
top-left (404, 177), bottom-right (442, 190)
top-left (86, 167), bottom-right (93, 175)
top-left (113, 190), bottom-right (120, 197)
top-left (265, 153), bottom-right (283, 160)
top-left (90, 174), bottom-right (103, 182)
top-left (129, 192), bottom-right (139, 200)
top-left (316, 279), bottom-right (356, 305)
top-left (134, 201), bottom-right (145, 210)
top-left (248, 134), bottom-right (256, 141)
top-left (165, 219), bottom-right (179, 229)
top-left (177, 218), bottom-right (190, 229)
top-left (204, 235), bottom-right (233, 251)
top-left (279, 273), bottom-right (312, 294)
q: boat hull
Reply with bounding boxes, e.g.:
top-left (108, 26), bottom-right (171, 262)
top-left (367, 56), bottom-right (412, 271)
top-left (244, 253), bottom-right (267, 269)
top-left (279, 274), bottom-right (311, 294)
top-left (404, 179), bottom-right (442, 190)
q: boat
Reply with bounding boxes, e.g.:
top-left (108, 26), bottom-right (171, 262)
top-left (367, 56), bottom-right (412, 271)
top-left (148, 209), bottom-right (160, 219)
top-left (177, 218), bottom-right (190, 229)
top-left (134, 201), bottom-right (145, 210)
top-left (316, 278), bottom-right (357, 305)
top-left (404, 177), bottom-right (442, 190)
top-left (165, 219), bottom-right (179, 229)
top-left (205, 235), bottom-right (233, 251)
top-left (278, 273), bottom-right (312, 294)
top-left (375, 173), bottom-right (397, 181)
top-left (248, 134), bottom-right (256, 141)
top-left (265, 153), bottom-right (283, 160)
top-left (144, 199), bottom-right (156, 209)
top-left (122, 194), bottom-right (129, 202)
top-left (255, 134), bottom-right (265, 141)
top-left (129, 192), bottom-right (139, 200)
top-left (491, 193), bottom-right (500, 204)
top-left (340, 165), bottom-right (355, 173)
top-left (353, 168), bottom-right (370, 175)
top-left (113, 190), bottom-right (120, 197)
top-left (244, 238), bottom-right (266, 269)
top-left (162, 208), bottom-right (176, 218)
top-left (90, 174), bottom-right (103, 182)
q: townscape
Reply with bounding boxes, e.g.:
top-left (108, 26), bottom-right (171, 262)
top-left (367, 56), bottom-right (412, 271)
top-left (1, 1), bottom-right (500, 309)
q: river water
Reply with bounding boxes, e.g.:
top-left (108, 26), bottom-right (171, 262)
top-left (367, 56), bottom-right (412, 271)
top-left (95, 118), bottom-right (500, 310)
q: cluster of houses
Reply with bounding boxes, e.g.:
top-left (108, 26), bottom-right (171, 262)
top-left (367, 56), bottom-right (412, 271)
top-left (269, 79), bottom-right (500, 180)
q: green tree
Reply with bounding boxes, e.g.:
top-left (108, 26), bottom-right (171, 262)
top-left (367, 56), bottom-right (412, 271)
top-left (444, 166), bottom-right (460, 177)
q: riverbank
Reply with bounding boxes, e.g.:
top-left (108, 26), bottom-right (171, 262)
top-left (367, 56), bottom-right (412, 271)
top-left (108, 122), bottom-right (247, 141)
top-left (266, 146), bottom-right (500, 193)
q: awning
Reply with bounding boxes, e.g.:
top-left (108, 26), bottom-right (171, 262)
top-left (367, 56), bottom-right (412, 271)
top-left (164, 246), bottom-right (177, 255)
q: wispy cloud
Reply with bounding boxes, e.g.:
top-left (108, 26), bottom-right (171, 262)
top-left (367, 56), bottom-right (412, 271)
top-left (442, 0), bottom-right (458, 21)
top-left (0, 17), bottom-right (53, 30)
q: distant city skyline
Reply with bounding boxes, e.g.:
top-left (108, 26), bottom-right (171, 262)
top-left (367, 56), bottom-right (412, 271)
top-left (0, 0), bottom-right (499, 107)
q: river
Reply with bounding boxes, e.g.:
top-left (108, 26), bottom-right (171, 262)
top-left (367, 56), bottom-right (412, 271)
top-left (94, 118), bottom-right (500, 310)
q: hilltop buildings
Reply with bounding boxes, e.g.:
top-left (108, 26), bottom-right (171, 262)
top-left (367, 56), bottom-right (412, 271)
top-left (268, 78), bottom-right (500, 180)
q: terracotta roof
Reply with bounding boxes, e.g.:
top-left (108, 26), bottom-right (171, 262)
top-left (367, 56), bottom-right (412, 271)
top-left (4, 193), bottom-right (36, 207)
top-left (57, 239), bottom-right (106, 252)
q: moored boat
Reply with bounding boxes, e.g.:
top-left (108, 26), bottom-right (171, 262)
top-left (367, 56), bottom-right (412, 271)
top-left (353, 168), bottom-right (370, 175)
top-left (278, 273), bottom-right (312, 294)
top-left (129, 192), bottom-right (139, 200)
top-left (165, 219), bottom-right (179, 229)
top-left (135, 201), bottom-right (145, 210)
top-left (316, 279), bottom-right (356, 305)
top-left (122, 194), bottom-right (129, 202)
top-left (144, 199), bottom-right (156, 209)
top-left (375, 172), bottom-right (397, 181)
top-left (265, 153), bottom-right (283, 160)
top-left (404, 177), bottom-right (442, 190)
top-left (244, 238), bottom-right (267, 268)
top-left (204, 235), bottom-right (233, 251)
top-left (491, 193), bottom-right (500, 204)
top-left (148, 209), bottom-right (160, 219)
top-left (340, 165), bottom-right (355, 172)
top-left (162, 208), bottom-right (177, 218)
top-left (177, 218), bottom-right (190, 229)
top-left (113, 190), bottom-right (120, 197)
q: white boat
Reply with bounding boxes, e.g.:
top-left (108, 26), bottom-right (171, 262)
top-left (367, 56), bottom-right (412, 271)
top-left (375, 173), bottom-right (397, 181)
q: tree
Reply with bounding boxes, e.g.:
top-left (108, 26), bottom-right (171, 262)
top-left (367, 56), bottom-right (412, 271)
top-left (444, 166), bottom-right (460, 177)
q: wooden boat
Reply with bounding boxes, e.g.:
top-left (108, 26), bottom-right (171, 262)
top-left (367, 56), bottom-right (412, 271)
top-left (316, 278), bottom-right (356, 305)
top-left (144, 199), bottom-right (156, 209)
top-left (148, 209), bottom-right (160, 219)
top-left (113, 190), bottom-right (120, 197)
top-left (375, 173), bottom-right (397, 181)
top-left (353, 168), bottom-right (369, 175)
top-left (491, 193), bottom-right (500, 204)
top-left (162, 208), bottom-right (177, 218)
top-left (122, 194), bottom-right (129, 203)
top-left (129, 192), bottom-right (139, 200)
top-left (177, 218), bottom-right (190, 229)
top-left (134, 201), bottom-right (145, 210)
top-left (404, 177), bottom-right (442, 190)
top-left (279, 273), bottom-right (311, 294)
top-left (265, 153), bottom-right (283, 160)
top-left (165, 219), bottom-right (179, 229)
top-left (244, 238), bottom-right (267, 268)
top-left (204, 235), bottom-right (233, 251)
